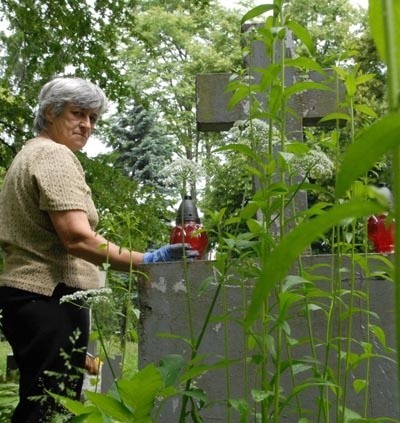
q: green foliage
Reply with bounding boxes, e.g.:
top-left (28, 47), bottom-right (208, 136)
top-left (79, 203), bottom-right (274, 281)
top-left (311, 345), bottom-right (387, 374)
top-left (0, 381), bottom-right (18, 422)
top-left (335, 114), bottom-right (400, 197)
top-left (1, 1), bottom-right (400, 422)
top-left (0, 0), bottom-right (135, 150)
top-left (120, 1), bottom-right (242, 196)
top-left (77, 152), bottom-right (172, 249)
top-left (51, 363), bottom-right (162, 422)
top-left (246, 199), bottom-right (384, 323)
top-left (283, 0), bottom-right (365, 63)
top-left (180, 2), bottom-right (398, 421)
top-left (106, 103), bottom-right (174, 191)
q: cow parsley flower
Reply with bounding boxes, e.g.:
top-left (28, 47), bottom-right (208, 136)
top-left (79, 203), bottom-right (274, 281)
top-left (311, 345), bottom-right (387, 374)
top-left (228, 119), bottom-right (280, 151)
top-left (60, 288), bottom-right (113, 307)
top-left (290, 149), bottom-right (334, 181)
top-left (162, 158), bottom-right (204, 190)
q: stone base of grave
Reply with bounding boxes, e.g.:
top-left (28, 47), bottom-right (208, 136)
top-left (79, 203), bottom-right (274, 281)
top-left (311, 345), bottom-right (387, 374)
top-left (138, 256), bottom-right (399, 422)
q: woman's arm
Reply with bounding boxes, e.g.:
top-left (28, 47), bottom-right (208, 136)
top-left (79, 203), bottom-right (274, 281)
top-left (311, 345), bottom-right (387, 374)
top-left (49, 209), bottom-right (144, 271)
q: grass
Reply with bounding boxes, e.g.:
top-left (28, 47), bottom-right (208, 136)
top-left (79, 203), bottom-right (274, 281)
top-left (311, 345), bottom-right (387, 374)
top-left (0, 341), bottom-right (12, 379)
top-left (0, 341), bottom-right (18, 423)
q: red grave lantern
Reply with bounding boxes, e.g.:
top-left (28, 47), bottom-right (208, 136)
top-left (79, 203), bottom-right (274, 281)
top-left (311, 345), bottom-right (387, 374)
top-left (170, 195), bottom-right (208, 259)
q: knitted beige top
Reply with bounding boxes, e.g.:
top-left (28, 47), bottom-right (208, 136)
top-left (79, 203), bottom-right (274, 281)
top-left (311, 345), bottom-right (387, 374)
top-left (0, 137), bottom-right (100, 296)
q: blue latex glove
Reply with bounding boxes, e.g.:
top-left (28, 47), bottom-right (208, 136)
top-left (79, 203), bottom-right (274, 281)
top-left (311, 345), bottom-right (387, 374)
top-left (143, 243), bottom-right (199, 263)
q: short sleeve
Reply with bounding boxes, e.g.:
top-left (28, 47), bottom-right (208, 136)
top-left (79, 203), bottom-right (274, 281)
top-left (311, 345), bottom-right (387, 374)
top-left (33, 145), bottom-right (91, 212)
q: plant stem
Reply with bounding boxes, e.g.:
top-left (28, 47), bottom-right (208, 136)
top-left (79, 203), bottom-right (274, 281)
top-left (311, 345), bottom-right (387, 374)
top-left (93, 311), bottom-right (124, 403)
top-left (221, 276), bottom-right (232, 423)
top-left (178, 260), bottom-right (228, 422)
top-left (382, 0), bottom-right (400, 393)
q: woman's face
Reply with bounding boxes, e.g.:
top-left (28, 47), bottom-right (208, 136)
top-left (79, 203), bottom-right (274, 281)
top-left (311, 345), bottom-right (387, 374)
top-left (45, 104), bottom-right (99, 152)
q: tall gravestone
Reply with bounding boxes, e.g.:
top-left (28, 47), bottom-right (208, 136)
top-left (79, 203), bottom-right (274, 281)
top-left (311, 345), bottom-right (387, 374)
top-left (138, 27), bottom-right (398, 422)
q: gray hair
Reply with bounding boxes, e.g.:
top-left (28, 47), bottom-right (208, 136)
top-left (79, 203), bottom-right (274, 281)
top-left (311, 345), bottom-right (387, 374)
top-left (33, 77), bottom-right (108, 133)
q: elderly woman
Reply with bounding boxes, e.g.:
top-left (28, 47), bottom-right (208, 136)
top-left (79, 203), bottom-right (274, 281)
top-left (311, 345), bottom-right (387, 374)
top-left (0, 77), bottom-right (196, 422)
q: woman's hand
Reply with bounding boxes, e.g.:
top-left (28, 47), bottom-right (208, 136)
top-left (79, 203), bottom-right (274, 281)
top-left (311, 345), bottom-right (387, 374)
top-left (143, 243), bottom-right (199, 263)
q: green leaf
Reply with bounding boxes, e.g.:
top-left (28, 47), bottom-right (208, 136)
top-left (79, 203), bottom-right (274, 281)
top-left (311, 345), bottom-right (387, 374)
top-left (355, 74), bottom-right (376, 85)
top-left (285, 141), bottom-right (310, 155)
top-left (247, 218), bottom-right (264, 234)
top-left (286, 21), bottom-right (316, 56)
top-left (369, 324), bottom-right (387, 348)
top-left (345, 76), bottom-right (357, 97)
top-left (84, 390), bottom-right (134, 421)
top-left (342, 406), bottom-right (362, 421)
top-left (259, 63), bottom-right (282, 91)
top-left (181, 388), bottom-right (207, 404)
top-left (246, 200), bottom-right (384, 325)
top-left (181, 359), bottom-right (238, 382)
top-left (158, 354), bottom-right (185, 387)
top-left (117, 364), bottom-right (164, 418)
top-left (240, 201), bottom-right (262, 220)
top-left (227, 85), bottom-right (251, 110)
top-left (215, 143), bottom-right (259, 162)
top-left (228, 399), bottom-right (250, 417)
top-left (224, 216), bottom-right (242, 226)
top-left (269, 84), bottom-right (283, 115)
top-left (241, 5), bottom-right (279, 24)
top-left (251, 389), bottom-right (271, 402)
top-left (353, 379), bottom-right (367, 394)
top-left (157, 332), bottom-right (192, 346)
top-left (198, 275), bottom-right (215, 295)
top-left (283, 275), bottom-right (312, 292)
top-left (354, 104), bottom-right (378, 118)
top-left (291, 363), bottom-right (313, 375)
top-left (49, 393), bottom-right (92, 415)
top-left (319, 112), bottom-right (351, 123)
top-left (369, 0), bottom-right (400, 70)
top-left (282, 378), bottom-right (339, 407)
top-left (284, 81), bottom-right (332, 99)
top-left (369, 0), bottom-right (386, 62)
top-left (336, 113), bottom-right (400, 197)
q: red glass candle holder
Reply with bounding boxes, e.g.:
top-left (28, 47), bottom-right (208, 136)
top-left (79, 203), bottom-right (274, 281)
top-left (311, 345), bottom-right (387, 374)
top-left (170, 221), bottom-right (208, 259)
top-left (367, 214), bottom-right (395, 254)
top-left (170, 195), bottom-right (208, 259)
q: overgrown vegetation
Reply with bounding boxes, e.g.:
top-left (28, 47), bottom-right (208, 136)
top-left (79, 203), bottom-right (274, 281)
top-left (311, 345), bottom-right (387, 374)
top-left (0, 0), bottom-right (399, 422)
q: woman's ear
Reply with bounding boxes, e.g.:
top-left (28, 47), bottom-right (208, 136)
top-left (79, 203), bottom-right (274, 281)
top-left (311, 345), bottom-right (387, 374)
top-left (44, 107), bottom-right (54, 124)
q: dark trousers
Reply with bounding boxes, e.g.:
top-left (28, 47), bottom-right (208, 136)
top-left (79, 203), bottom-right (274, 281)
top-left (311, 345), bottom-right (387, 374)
top-left (0, 284), bottom-right (90, 423)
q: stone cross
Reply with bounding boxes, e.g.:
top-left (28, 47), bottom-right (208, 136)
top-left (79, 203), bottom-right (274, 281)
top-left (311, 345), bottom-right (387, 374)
top-left (196, 29), bottom-right (345, 224)
top-left (196, 29), bottom-right (343, 135)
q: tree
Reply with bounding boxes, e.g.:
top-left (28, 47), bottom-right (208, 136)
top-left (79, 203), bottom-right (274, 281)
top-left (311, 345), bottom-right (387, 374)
top-left (118, 2), bottom-right (243, 199)
top-left (106, 103), bottom-right (174, 191)
top-left (0, 0), bottom-right (136, 153)
top-left (352, 16), bottom-right (387, 113)
top-left (77, 152), bottom-right (173, 249)
top-left (283, 0), bottom-right (365, 64)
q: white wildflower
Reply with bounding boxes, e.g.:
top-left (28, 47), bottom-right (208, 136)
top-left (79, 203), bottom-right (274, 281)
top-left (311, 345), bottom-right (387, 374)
top-left (229, 119), bottom-right (280, 150)
top-left (60, 288), bottom-right (113, 306)
top-left (162, 158), bottom-right (204, 188)
top-left (290, 149), bottom-right (334, 181)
